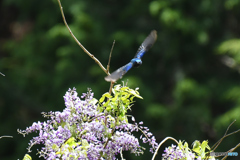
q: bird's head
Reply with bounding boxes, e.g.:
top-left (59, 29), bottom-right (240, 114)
top-left (131, 58), bottom-right (142, 67)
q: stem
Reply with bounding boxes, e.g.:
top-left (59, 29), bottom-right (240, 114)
top-left (151, 137), bottom-right (178, 160)
top-left (107, 40), bottom-right (115, 72)
top-left (0, 135), bottom-right (13, 139)
top-left (120, 148), bottom-right (125, 160)
top-left (57, 0), bottom-right (109, 75)
top-left (103, 103), bottom-right (119, 152)
top-left (222, 143), bottom-right (240, 160)
top-left (88, 113), bottom-right (104, 122)
top-left (211, 120), bottom-right (238, 151)
top-left (109, 82), bottom-right (114, 94)
top-left (137, 126), bottom-right (156, 150)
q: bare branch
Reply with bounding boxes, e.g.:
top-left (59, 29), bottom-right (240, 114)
top-left (151, 137), bottom-right (178, 160)
top-left (0, 72), bottom-right (5, 76)
top-left (222, 143), bottom-right (240, 160)
top-left (0, 135), bottom-right (13, 139)
top-left (109, 82), bottom-right (114, 94)
top-left (107, 40), bottom-right (115, 72)
top-left (212, 120), bottom-right (239, 151)
top-left (57, 0), bottom-right (109, 75)
top-left (120, 148), bottom-right (126, 160)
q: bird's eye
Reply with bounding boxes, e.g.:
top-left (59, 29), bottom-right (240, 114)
top-left (133, 60), bottom-right (142, 67)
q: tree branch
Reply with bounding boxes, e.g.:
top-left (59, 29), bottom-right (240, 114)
top-left (57, 0), bottom-right (109, 75)
top-left (0, 72), bottom-right (5, 76)
top-left (151, 137), bottom-right (178, 160)
top-left (222, 143), bottom-right (240, 160)
top-left (107, 40), bottom-right (115, 72)
top-left (0, 135), bottom-right (13, 139)
top-left (211, 120), bottom-right (240, 151)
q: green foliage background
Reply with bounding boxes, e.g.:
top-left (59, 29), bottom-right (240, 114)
top-left (1, 0), bottom-right (240, 159)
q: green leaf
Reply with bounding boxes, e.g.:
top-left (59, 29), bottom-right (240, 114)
top-left (52, 143), bottom-right (60, 151)
top-left (99, 92), bottom-right (111, 103)
top-left (89, 98), bottom-right (98, 105)
top-left (192, 140), bottom-right (211, 158)
top-left (201, 140), bottom-right (210, 151)
top-left (65, 137), bottom-right (77, 147)
top-left (98, 84), bottom-right (142, 119)
top-left (120, 86), bottom-right (129, 91)
top-left (127, 88), bottom-right (143, 99)
top-left (192, 140), bottom-right (201, 153)
top-left (81, 139), bottom-right (89, 149)
top-left (23, 154), bottom-right (32, 160)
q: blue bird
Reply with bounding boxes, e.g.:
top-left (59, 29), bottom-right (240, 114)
top-left (105, 30), bottom-right (157, 82)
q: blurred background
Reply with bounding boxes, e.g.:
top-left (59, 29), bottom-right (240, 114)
top-left (1, 0), bottom-right (240, 159)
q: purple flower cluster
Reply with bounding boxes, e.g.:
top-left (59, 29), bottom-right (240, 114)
top-left (18, 87), bottom-right (158, 160)
top-left (162, 144), bottom-right (196, 160)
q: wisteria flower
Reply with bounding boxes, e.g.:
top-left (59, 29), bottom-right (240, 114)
top-left (18, 85), bottom-right (158, 160)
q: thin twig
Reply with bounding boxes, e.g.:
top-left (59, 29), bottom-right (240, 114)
top-left (151, 137), bottom-right (178, 160)
top-left (109, 82), bottom-right (114, 94)
top-left (134, 124), bottom-right (156, 152)
top-left (0, 72), bottom-right (5, 76)
top-left (212, 120), bottom-right (237, 151)
top-left (120, 148), bottom-right (125, 160)
top-left (222, 143), bottom-right (240, 160)
top-left (107, 40), bottom-right (115, 72)
top-left (0, 135), bottom-right (13, 139)
top-left (88, 113), bottom-right (104, 122)
top-left (103, 116), bottom-right (117, 150)
top-left (214, 128), bottom-right (240, 148)
top-left (57, 0), bottom-right (109, 75)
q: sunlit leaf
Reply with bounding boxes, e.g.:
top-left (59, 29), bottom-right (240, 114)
top-left (22, 154), bottom-right (32, 160)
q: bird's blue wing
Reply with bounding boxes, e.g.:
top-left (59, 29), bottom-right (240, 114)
top-left (105, 62), bottom-right (133, 82)
top-left (134, 30), bottom-right (157, 59)
top-left (105, 30), bottom-right (157, 82)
